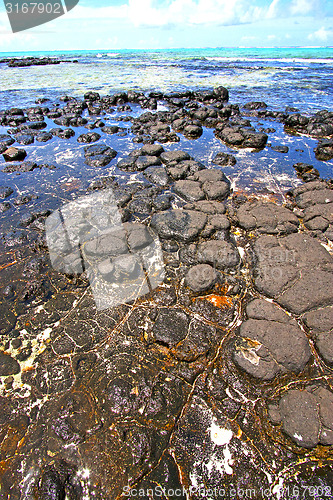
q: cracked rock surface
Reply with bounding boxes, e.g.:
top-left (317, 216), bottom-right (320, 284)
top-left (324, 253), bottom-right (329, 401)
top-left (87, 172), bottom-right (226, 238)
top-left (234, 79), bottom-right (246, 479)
top-left (235, 199), bottom-right (299, 234)
top-left (252, 232), bottom-right (333, 314)
top-left (0, 88), bottom-right (332, 499)
top-left (233, 299), bottom-right (312, 380)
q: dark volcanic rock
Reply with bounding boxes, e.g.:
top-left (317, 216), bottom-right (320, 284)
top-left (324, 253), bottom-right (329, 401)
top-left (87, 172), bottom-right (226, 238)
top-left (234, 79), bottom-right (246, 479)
top-left (151, 209), bottom-right (207, 242)
top-left (84, 144), bottom-right (112, 157)
top-left (212, 152), bottom-right (237, 166)
top-left (0, 352), bottom-right (20, 375)
top-left (84, 229), bottom-right (128, 258)
top-left (84, 144), bottom-right (117, 167)
top-left (183, 124), bottom-right (203, 139)
top-left (160, 151), bottom-right (191, 164)
top-left (128, 197), bottom-right (152, 215)
top-left (3, 147), bottom-right (27, 162)
top-left (0, 134), bottom-right (15, 152)
top-left (101, 125), bottom-right (119, 134)
top-left (293, 162), bottom-right (320, 182)
top-left (118, 154), bottom-right (162, 172)
top-left (143, 166), bottom-right (169, 186)
top-left (216, 125), bottom-right (268, 149)
top-left (135, 156), bottom-right (162, 171)
top-left (7, 56), bottom-right (63, 67)
top-left (152, 308), bottom-right (190, 346)
top-left (141, 144), bottom-right (165, 156)
top-left (214, 85), bottom-right (229, 101)
top-left (243, 101), bottom-right (267, 110)
top-left (185, 264), bottom-right (217, 292)
top-left (193, 169), bottom-right (230, 201)
top-left (14, 134), bottom-right (34, 145)
top-left (291, 180), bottom-right (333, 208)
top-left (236, 200), bottom-right (299, 234)
top-left (302, 305), bottom-right (333, 364)
top-left (0, 186), bottom-right (14, 199)
top-left (270, 386), bottom-right (333, 448)
top-left (278, 389), bottom-right (320, 448)
top-left (84, 91), bottom-right (100, 101)
top-left (314, 139), bottom-right (333, 161)
top-left (152, 193), bottom-right (173, 211)
top-left (289, 181), bottom-right (333, 237)
top-left (184, 200), bottom-right (226, 215)
top-left (271, 145), bottom-right (289, 153)
top-left (174, 180), bottom-right (205, 201)
top-left (284, 113), bottom-right (309, 130)
top-left (234, 299), bottom-right (311, 380)
top-left (242, 131), bottom-right (268, 149)
top-left (77, 132), bottom-right (101, 143)
top-left (166, 160), bottom-right (205, 180)
top-left (202, 180), bottom-right (230, 201)
top-left (21, 120), bottom-right (47, 130)
top-left (2, 161), bottom-right (38, 173)
top-left (50, 128), bottom-right (75, 139)
top-left (197, 240), bottom-right (240, 269)
top-left (284, 111), bottom-right (333, 141)
top-left (252, 233), bottom-right (333, 315)
top-left (36, 132), bottom-right (53, 143)
top-left (117, 156), bottom-right (137, 172)
top-left (312, 387), bottom-right (333, 444)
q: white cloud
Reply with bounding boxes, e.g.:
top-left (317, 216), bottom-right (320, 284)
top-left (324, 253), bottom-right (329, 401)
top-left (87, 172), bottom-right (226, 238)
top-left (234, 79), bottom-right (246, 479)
top-left (308, 26), bottom-right (330, 41)
top-left (266, 0), bottom-right (281, 19)
top-left (290, 0), bottom-right (317, 15)
top-left (63, 0), bottom-right (288, 27)
top-left (65, 4), bottom-right (129, 20)
top-left (0, 31), bottom-right (35, 48)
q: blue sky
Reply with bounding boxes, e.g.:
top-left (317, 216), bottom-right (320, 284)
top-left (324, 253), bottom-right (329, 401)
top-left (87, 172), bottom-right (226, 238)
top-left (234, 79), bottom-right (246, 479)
top-left (0, 0), bottom-right (332, 51)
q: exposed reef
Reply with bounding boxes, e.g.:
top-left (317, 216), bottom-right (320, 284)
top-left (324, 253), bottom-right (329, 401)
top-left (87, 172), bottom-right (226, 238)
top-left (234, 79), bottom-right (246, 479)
top-left (0, 86), bottom-right (332, 499)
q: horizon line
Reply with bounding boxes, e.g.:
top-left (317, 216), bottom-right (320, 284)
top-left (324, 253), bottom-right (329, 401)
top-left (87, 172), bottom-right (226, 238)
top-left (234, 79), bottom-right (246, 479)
top-left (0, 45), bottom-right (333, 55)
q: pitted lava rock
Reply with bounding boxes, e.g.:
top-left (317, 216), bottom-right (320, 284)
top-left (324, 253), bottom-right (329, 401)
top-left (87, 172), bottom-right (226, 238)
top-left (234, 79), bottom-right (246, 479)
top-left (268, 386), bottom-right (333, 448)
top-left (302, 305), bottom-right (333, 364)
top-left (235, 200), bottom-right (299, 234)
top-left (233, 299), bottom-right (311, 380)
top-left (288, 180), bottom-right (333, 238)
top-left (185, 264), bottom-right (217, 292)
top-left (252, 232), bottom-right (333, 314)
top-left (151, 209), bottom-right (207, 242)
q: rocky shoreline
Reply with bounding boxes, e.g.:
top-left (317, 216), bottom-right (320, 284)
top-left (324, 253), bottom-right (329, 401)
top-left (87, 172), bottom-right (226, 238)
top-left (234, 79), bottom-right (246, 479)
top-left (0, 57), bottom-right (78, 68)
top-left (0, 86), bottom-right (332, 499)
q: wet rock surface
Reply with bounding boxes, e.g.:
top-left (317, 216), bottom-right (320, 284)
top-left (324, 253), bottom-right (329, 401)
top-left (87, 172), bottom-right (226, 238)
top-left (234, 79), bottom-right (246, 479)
top-left (2, 146), bottom-right (27, 162)
top-left (0, 86), bottom-right (332, 499)
top-left (151, 209), bottom-right (207, 242)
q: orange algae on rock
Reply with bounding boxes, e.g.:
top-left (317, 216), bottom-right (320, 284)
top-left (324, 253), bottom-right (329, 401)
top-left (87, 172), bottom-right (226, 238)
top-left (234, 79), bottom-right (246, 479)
top-left (196, 294), bottom-right (233, 308)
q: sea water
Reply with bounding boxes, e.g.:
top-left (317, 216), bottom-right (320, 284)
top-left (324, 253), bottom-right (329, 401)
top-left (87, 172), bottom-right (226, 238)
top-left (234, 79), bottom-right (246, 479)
top-left (0, 47), bottom-right (332, 111)
top-left (0, 47), bottom-right (332, 216)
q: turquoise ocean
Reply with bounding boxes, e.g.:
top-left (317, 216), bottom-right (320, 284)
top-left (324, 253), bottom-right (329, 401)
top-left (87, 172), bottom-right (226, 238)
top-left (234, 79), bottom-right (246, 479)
top-left (0, 47), bottom-right (332, 111)
top-left (0, 46), bottom-right (332, 202)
